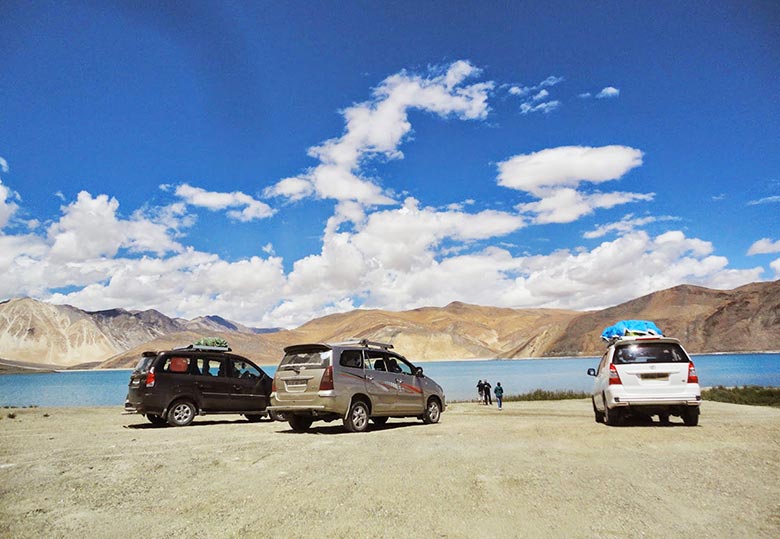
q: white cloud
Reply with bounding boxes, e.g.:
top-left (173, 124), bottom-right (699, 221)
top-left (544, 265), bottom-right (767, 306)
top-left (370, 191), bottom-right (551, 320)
top-left (532, 89), bottom-right (549, 101)
top-left (0, 180), bottom-right (20, 229)
top-left (264, 60), bottom-right (494, 206)
top-left (747, 238), bottom-right (780, 255)
top-left (520, 100), bottom-right (560, 115)
top-left (519, 189), bottom-right (654, 224)
top-left (578, 92), bottom-right (592, 99)
top-left (747, 195), bottom-right (780, 205)
top-left (0, 157), bottom-right (8, 173)
top-left (173, 183), bottom-right (275, 221)
top-left (583, 214), bottom-right (680, 239)
top-left (771, 258), bottom-right (780, 278)
top-left (596, 86), bottom-right (620, 98)
top-left (498, 145), bottom-right (644, 195)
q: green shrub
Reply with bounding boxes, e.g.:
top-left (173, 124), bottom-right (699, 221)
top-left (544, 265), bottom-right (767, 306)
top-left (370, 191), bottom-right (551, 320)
top-left (702, 386), bottom-right (780, 407)
top-left (503, 389), bottom-right (590, 402)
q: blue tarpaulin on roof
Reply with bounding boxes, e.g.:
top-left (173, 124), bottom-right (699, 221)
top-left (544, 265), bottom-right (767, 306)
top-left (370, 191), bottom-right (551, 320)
top-left (601, 320), bottom-right (663, 341)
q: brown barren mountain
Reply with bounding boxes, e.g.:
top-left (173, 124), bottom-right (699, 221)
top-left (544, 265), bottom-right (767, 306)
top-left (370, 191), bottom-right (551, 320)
top-left (1, 280), bottom-right (778, 369)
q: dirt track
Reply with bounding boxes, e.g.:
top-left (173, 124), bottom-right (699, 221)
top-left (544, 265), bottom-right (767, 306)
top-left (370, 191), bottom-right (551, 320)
top-left (1, 400), bottom-right (779, 538)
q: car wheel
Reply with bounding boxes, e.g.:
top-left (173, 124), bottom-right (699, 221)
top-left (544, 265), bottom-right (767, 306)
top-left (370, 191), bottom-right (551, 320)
top-left (344, 400), bottom-right (370, 432)
top-left (269, 410), bottom-right (285, 422)
top-left (244, 414), bottom-right (263, 423)
top-left (423, 398), bottom-right (441, 424)
top-left (371, 416), bottom-right (389, 426)
top-left (288, 415), bottom-right (313, 433)
top-left (604, 403), bottom-right (622, 427)
top-left (682, 407), bottom-right (700, 426)
top-left (592, 398), bottom-right (605, 423)
top-left (146, 414), bottom-right (167, 426)
top-left (167, 400), bottom-right (196, 427)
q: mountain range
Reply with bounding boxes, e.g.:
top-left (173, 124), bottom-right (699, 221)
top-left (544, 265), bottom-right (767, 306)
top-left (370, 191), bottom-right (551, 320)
top-left (0, 280), bottom-right (778, 370)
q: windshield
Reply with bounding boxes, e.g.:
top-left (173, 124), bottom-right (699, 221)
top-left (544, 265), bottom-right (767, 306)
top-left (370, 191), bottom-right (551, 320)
top-left (279, 350), bottom-right (332, 371)
top-left (613, 342), bottom-right (690, 364)
top-left (134, 354), bottom-right (156, 373)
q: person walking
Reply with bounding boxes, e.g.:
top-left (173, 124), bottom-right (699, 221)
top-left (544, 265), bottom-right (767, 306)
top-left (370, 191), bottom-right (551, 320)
top-left (476, 380), bottom-right (485, 403)
top-left (494, 382), bottom-right (504, 410)
top-left (483, 380), bottom-right (492, 405)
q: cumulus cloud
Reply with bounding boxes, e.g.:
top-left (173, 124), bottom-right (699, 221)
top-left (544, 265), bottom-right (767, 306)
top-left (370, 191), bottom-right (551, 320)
top-left (771, 258), bottom-right (780, 278)
top-left (173, 183), bottom-right (275, 221)
top-left (596, 86), bottom-right (620, 98)
top-left (0, 180), bottom-right (20, 229)
top-left (497, 145), bottom-right (644, 195)
top-left (0, 157), bottom-right (8, 173)
top-left (583, 214), bottom-right (680, 239)
top-left (747, 238), bottom-right (780, 255)
top-left (264, 60), bottom-right (494, 206)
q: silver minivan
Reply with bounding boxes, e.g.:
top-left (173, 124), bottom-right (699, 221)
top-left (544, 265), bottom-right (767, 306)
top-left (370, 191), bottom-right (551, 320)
top-left (268, 340), bottom-right (446, 432)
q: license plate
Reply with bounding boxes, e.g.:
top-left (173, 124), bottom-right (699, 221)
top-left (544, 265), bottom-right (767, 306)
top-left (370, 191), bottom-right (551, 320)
top-left (286, 379), bottom-right (307, 387)
top-left (642, 373), bottom-right (668, 380)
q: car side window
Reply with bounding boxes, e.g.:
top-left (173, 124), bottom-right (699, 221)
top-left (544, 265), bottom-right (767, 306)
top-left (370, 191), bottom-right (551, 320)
top-left (596, 351), bottom-right (609, 375)
top-left (232, 359), bottom-right (261, 379)
top-left (340, 350), bottom-right (364, 369)
top-left (162, 356), bottom-right (191, 374)
top-left (366, 350), bottom-right (388, 371)
top-left (388, 355), bottom-right (413, 375)
top-left (195, 357), bottom-right (225, 376)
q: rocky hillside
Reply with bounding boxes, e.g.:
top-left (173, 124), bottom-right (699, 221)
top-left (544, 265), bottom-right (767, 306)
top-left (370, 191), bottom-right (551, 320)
top-left (1, 280), bottom-right (778, 369)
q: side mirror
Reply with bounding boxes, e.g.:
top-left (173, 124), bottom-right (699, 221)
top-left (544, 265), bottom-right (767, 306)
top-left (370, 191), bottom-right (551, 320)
top-left (586, 368), bottom-right (596, 377)
top-left (415, 366), bottom-right (424, 377)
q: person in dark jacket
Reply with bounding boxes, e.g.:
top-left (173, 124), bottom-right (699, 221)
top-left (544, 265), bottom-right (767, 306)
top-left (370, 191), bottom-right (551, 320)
top-left (476, 380), bottom-right (485, 403)
top-left (494, 382), bottom-right (504, 410)
top-left (483, 380), bottom-right (492, 405)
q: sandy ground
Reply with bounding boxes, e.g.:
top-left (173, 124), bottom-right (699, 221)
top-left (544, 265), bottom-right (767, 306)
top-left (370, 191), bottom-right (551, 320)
top-left (1, 400), bottom-right (779, 539)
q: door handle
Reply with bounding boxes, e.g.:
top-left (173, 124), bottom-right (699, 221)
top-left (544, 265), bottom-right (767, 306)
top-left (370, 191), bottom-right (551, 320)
top-left (366, 375), bottom-right (374, 381)
top-left (395, 378), bottom-right (403, 384)
top-left (232, 385), bottom-right (242, 391)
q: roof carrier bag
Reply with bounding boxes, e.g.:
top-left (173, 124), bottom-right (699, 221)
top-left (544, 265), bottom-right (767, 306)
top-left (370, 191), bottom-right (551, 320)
top-left (601, 320), bottom-right (663, 341)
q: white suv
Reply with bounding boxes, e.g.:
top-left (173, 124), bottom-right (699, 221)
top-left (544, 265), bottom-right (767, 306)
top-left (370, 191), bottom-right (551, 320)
top-left (587, 334), bottom-right (701, 426)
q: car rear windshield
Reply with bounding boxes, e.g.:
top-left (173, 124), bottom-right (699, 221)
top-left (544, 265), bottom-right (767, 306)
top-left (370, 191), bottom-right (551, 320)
top-left (133, 354), bottom-right (157, 372)
top-left (613, 342), bottom-right (690, 364)
top-left (278, 349), bottom-right (332, 371)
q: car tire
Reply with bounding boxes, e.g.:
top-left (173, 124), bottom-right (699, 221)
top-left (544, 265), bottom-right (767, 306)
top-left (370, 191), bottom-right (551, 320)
top-left (371, 416), bottom-right (389, 426)
top-left (268, 410), bottom-right (285, 422)
top-left (423, 398), bottom-right (442, 424)
top-left (604, 402), bottom-right (622, 427)
top-left (682, 407), bottom-right (700, 426)
top-left (244, 414), bottom-right (263, 423)
top-left (592, 398), bottom-right (605, 423)
top-left (167, 400), bottom-right (196, 427)
top-left (288, 415), bottom-right (313, 433)
top-left (344, 399), bottom-right (370, 432)
top-left (146, 413), bottom-right (167, 426)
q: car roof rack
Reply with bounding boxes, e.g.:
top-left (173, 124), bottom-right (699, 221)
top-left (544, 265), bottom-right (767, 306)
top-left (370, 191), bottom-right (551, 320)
top-left (173, 344), bottom-right (232, 352)
top-left (339, 338), bottom-right (394, 350)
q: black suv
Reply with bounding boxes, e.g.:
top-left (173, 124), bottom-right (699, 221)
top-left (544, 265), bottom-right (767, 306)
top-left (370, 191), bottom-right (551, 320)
top-left (124, 344), bottom-right (275, 426)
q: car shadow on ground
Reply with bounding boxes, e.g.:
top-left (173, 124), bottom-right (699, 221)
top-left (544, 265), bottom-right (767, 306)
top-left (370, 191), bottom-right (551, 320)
top-left (611, 417), bottom-right (697, 427)
top-left (123, 416), bottom-right (278, 429)
top-left (277, 420), bottom-right (425, 435)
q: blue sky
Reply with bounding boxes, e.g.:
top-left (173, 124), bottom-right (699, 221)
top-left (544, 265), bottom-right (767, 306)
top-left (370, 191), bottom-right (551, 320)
top-left (1, 1), bottom-right (778, 327)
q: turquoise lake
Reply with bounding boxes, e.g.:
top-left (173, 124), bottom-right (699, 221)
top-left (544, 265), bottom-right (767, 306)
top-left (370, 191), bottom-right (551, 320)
top-left (1, 353), bottom-right (779, 407)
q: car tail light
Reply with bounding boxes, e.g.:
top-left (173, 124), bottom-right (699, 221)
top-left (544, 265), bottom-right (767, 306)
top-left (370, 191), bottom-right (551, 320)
top-left (319, 365), bottom-right (334, 390)
top-left (146, 367), bottom-right (156, 388)
top-left (687, 362), bottom-right (699, 384)
top-left (608, 364), bottom-right (622, 385)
